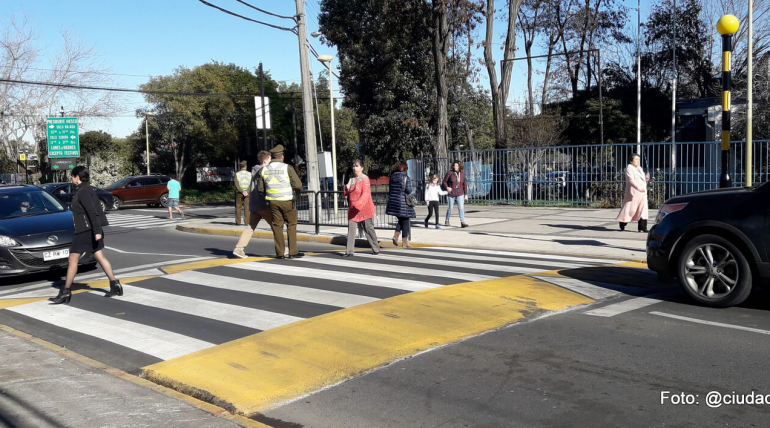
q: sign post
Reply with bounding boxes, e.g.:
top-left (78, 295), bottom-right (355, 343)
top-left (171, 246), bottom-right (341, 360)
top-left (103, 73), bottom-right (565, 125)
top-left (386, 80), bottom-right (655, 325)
top-left (47, 117), bottom-right (80, 158)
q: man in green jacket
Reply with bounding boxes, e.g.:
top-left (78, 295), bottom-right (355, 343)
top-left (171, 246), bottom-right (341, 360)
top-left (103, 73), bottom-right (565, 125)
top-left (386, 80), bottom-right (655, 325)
top-left (256, 145), bottom-right (304, 259)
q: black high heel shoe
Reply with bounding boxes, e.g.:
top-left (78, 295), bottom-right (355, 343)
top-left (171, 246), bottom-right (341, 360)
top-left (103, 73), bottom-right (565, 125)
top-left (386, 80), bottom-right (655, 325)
top-left (107, 279), bottom-right (123, 297)
top-left (50, 287), bottom-right (72, 304)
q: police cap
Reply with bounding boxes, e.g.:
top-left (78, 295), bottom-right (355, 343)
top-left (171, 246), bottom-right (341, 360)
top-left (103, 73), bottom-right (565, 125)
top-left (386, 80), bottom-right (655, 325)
top-left (270, 144), bottom-right (285, 156)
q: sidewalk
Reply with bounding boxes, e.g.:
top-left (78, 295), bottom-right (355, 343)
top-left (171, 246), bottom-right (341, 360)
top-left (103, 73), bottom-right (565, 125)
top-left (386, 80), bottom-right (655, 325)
top-left (0, 325), bottom-right (263, 428)
top-left (178, 205), bottom-right (655, 262)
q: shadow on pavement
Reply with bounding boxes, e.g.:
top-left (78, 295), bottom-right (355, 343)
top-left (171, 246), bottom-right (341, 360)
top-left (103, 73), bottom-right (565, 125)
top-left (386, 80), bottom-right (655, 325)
top-left (0, 389), bottom-right (68, 428)
top-left (557, 265), bottom-right (666, 291)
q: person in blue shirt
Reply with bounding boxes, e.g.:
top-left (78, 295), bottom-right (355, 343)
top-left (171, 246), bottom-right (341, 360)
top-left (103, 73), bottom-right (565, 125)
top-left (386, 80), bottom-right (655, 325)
top-left (166, 176), bottom-right (184, 219)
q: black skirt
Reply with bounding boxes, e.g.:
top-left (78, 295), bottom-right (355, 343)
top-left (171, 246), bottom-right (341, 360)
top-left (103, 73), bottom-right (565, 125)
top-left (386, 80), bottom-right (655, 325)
top-left (70, 231), bottom-right (105, 254)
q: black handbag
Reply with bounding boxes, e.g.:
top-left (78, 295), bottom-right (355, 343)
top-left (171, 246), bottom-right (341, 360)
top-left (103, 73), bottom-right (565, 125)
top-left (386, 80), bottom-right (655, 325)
top-left (403, 177), bottom-right (417, 207)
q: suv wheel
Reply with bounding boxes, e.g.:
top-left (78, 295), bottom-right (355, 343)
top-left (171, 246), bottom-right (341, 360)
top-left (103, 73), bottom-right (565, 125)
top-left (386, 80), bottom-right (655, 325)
top-left (99, 200), bottom-right (107, 212)
top-left (111, 196), bottom-right (122, 211)
top-left (676, 234), bottom-right (752, 308)
top-left (159, 193), bottom-right (169, 208)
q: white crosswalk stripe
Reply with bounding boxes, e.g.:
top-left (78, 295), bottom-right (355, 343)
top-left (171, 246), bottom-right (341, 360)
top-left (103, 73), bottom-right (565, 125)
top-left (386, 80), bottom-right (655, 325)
top-left (104, 214), bottom-right (186, 229)
top-left (0, 248), bottom-right (632, 369)
top-left (7, 302), bottom-right (214, 360)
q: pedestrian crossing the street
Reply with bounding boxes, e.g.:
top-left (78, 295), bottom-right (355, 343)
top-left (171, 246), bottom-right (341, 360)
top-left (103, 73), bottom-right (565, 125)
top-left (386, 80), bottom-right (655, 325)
top-left (0, 248), bottom-right (623, 372)
top-left (104, 213), bottom-right (189, 229)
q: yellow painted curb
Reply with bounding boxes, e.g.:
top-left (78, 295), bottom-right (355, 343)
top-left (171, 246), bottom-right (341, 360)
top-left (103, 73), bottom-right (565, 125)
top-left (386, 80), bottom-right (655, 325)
top-left (0, 323), bottom-right (270, 428)
top-left (143, 275), bottom-right (593, 416)
top-left (162, 257), bottom-right (270, 275)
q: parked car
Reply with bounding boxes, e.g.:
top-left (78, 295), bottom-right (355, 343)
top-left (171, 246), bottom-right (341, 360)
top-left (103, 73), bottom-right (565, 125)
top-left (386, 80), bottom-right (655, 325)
top-left (0, 184), bottom-right (95, 276)
top-left (104, 174), bottom-right (171, 209)
top-left (647, 182), bottom-right (770, 308)
top-left (38, 182), bottom-right (113, 212)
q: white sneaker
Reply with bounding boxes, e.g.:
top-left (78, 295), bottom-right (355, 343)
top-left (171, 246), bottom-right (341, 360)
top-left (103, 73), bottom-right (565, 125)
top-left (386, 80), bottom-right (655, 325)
top-left (233, 248), bottom-right (247, 259)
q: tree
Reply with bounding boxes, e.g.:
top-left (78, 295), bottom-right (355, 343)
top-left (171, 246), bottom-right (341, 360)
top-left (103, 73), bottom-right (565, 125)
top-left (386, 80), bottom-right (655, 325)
top-left (320, 0), bottom-right (436, 174)
top-left (0, 15), bottom-right (122, 164)
top-left (79, 130), bottom-right (113, 158)
top-left (643, 0), bottom-right (716, 98)
top-left (139, 63), bottom-right (285, 180)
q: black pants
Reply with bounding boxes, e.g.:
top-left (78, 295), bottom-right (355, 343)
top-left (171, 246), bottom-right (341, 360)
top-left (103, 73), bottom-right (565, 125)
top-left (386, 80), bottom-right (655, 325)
top-left (425, 201), bottom-right (439, 225)
top-left (395, 216), bottom-right (411, 239)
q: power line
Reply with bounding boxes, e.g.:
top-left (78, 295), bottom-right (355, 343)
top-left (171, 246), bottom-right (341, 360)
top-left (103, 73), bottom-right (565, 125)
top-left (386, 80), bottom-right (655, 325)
top-left (234, 0), bottom-right (296, 21)
top-left (0, 65), bottom-right (157, 79)
top-left (0, 77), bottom-right (342, 98)
top-left (197, 0), bottom-right (297, 34)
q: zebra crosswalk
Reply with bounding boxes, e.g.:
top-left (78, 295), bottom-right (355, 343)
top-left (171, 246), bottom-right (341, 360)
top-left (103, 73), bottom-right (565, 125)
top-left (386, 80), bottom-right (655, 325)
top-left (104, 213), bottom-right (189, 229)
top-left (0, 248), bottom-right (621, 372)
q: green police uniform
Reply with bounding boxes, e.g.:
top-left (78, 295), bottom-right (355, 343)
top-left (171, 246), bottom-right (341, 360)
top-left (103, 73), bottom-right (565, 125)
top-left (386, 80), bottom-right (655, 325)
top-left (257, 145), bottom-right (303, 257)
top-left (235, 161), bottom-right (251, 225)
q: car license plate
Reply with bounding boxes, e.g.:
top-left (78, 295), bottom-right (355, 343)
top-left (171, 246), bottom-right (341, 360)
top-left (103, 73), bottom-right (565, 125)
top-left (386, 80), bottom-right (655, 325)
top-left (43, 249), bottom-right (69, 261)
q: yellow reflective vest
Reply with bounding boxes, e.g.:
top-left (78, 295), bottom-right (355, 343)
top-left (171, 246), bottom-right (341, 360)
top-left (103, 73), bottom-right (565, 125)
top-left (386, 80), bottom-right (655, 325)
top-left (261, 163), bottom-right (293, 201)
top-left (236, 170), bottom-right (252, 192)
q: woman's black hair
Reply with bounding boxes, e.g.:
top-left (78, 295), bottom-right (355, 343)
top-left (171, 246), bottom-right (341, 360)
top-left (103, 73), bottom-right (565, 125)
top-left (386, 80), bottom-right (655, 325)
top-left (71, 165), bottom-right (90, 183)
top-left (628, 153), bottom-right (640, 164)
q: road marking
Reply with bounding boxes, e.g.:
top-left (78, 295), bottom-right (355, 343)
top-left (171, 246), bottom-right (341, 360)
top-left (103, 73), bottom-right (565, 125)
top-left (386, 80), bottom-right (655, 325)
top-left (7, 302), bottom-right (214, 360)
top-left (142, 275), bottom-right (593, 415)
top-left (163, 271), bottom-right (380, 308)
top-left (0, 257), bottom-right (214, 298)
top-left (585, 297), bottom-right (661, 317)
top-left (651, 311), bottom-right (770, 336)
top-left (421, 247), bottom-right (620, 264)
top-left (396, 248), bottom-right (599, 269)
top-left (296, 256), bottom-right (497, 282)
top-left (108, 283), bottom-right (303, 330)
top-left (227, 262), bottom-right (445, 291)
top-left (533, 276), bottom-right (621, 300)
top-left (104, 246), bottom-right (200, 257)
top-left (357, 252), bottom-right (548, 274)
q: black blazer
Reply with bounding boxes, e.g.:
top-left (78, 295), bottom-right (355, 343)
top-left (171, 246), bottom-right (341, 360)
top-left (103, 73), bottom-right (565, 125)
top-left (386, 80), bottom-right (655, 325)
top-left (71, 183), bottom-right (109, 235)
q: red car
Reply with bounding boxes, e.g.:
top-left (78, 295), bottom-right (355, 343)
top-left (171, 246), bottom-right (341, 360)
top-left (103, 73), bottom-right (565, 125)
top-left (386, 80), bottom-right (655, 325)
top-left (104, 174), bottom-right (171, 209)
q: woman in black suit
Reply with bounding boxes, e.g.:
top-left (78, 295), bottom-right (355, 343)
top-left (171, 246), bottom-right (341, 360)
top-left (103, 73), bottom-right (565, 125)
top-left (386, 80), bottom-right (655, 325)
top-left (51, 166), bottom-right (122, 304)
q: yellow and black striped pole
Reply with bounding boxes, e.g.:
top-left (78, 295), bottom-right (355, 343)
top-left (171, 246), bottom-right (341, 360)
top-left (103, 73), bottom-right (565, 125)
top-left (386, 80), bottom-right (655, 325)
top-left (717, 15), bottom-right (739, 188)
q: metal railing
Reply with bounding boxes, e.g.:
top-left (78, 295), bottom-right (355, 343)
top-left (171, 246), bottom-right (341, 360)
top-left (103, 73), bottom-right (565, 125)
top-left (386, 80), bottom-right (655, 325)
top-left (296, 190), bottom-right (399, 231)
top-left (407, 140), bottom-right (770, 208)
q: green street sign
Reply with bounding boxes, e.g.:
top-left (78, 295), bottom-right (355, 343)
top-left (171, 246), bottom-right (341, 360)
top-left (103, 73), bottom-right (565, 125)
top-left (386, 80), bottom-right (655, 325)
top-left (47, 117), bottom-right (80, 158)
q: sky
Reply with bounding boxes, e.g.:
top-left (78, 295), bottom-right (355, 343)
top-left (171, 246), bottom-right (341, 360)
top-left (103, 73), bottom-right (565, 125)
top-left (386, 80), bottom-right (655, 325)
top-left (1, 0), bottom-right (655, 140)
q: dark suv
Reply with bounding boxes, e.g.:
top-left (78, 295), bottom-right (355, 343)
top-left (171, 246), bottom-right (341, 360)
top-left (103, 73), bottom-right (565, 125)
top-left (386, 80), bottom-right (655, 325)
top-left (104, 174), bottom-right (171, 209)
top-left (647, 182), bottom-right (770, 308)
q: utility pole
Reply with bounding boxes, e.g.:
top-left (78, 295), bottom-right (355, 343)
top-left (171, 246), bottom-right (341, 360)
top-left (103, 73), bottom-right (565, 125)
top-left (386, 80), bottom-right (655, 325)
top-left (636, 0), bottom-right (641, 155)
top-left (295, 0), bottom-right (320, 203)
top-left (670, 0), bottom-right (677, 196)
top-left (259, 62), bottom-right (268, 151)
top-left (747, 0), bottom-right (754, 187)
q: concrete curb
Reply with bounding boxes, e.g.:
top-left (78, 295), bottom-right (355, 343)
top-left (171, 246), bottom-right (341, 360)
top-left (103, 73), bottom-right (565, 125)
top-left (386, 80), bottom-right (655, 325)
top-left (174, 224), bottom-right (646, 263)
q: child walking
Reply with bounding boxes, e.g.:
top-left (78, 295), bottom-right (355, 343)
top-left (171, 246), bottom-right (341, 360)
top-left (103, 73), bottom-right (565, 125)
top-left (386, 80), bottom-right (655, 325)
top-left (424, 174), bottom-right (447, 228)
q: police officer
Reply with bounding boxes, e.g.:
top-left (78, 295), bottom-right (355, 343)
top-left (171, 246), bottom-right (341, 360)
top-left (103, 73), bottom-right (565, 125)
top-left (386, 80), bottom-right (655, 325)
top-left (257, 145), bottom-right (304, 259)
top-left (234, 160), bottom-right (251, 225)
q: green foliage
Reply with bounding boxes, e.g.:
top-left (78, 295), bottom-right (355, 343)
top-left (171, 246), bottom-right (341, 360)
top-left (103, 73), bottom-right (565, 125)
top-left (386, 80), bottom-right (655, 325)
top-left (179, 187), bottom-right (233, 203)
top-left (139, 62), bottom-right (293, 179)
top-left (320, 0), bottom-right (436, 174)
top-left (79, 131), bottom-right (113, 158)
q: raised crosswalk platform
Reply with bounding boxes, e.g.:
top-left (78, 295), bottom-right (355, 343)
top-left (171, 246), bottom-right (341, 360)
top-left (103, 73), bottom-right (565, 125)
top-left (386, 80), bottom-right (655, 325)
top-left (0, 248), bottom-right (625, 380)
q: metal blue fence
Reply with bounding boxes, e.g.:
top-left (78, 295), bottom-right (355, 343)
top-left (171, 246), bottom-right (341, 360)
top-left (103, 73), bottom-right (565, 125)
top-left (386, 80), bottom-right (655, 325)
top-left (407, 140), bottom-right (770, 208)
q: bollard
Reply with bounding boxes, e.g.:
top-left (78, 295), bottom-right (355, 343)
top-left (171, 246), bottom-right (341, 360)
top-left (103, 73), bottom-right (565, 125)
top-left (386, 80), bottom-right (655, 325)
top-left (717, 15), bottom-right (739, 188)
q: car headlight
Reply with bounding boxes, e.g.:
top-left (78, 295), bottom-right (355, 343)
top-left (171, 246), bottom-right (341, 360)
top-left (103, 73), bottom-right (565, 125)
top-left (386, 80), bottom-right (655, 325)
top-left (655, 203), bottom-right (688, 223)
top-left (0, 235), bottom-right (20, 247)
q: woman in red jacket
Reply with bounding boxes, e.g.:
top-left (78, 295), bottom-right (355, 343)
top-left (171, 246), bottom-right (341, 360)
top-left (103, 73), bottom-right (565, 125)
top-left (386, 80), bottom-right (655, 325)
top-left (443, 160), bottom-right (469, 228)
top-left (343, 159), bottom-right (380, 257)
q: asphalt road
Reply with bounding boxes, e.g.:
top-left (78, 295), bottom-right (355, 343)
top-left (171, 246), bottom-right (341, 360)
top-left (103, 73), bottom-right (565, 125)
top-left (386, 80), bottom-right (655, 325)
top-left (2, 204), bottom-right (770, 427)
